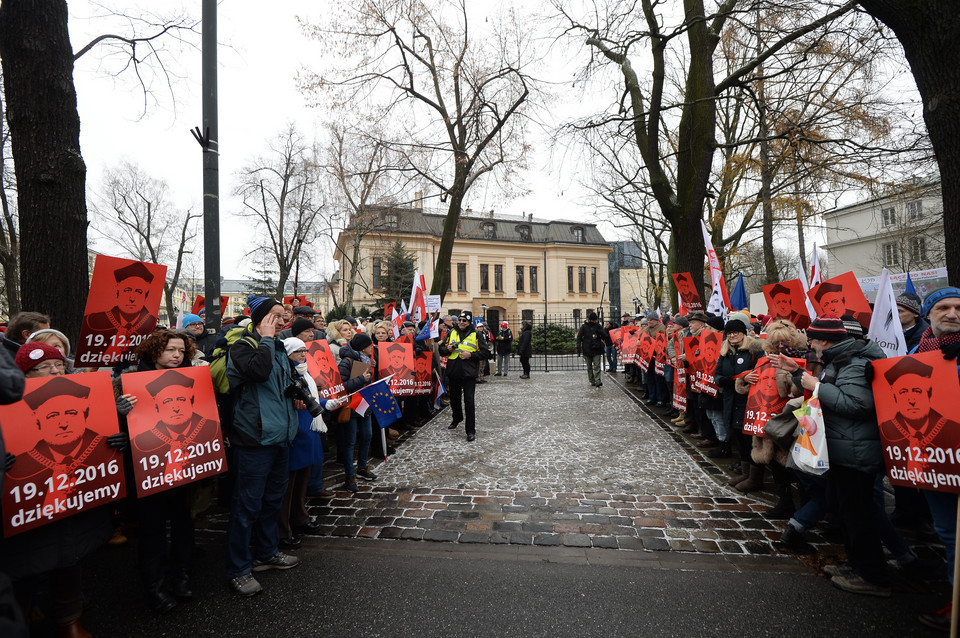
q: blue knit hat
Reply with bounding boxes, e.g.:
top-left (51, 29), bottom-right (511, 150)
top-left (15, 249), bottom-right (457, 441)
top-left (181, 313), bottom-right (203, 328)
top-left (247, 295), bottom-right (281, 327)
top-left (922, 287), bottom-right (960, 317)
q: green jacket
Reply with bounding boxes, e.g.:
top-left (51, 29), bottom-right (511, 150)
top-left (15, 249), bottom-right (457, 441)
top-left (800, 338), bottom-right (886, 472)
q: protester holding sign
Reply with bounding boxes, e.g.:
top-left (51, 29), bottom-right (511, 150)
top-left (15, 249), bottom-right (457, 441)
top-left (337, 333), bottom-right (376, 492)
top-left (775, 317), bottom-right (890, 597)
top-left (2, 352), bottom-right (126, 637)
top-left (713, 318), bottom-right (762, 464)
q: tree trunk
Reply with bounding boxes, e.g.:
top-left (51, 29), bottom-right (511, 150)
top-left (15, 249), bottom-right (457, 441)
top-left (429, 170), bottom-right (468, 303)
top-left (0, 0), bottom-right (88, 344)
top-left (759, 113), bottom-right (778, 285)
top-left (343, 235), bottom-right (362, 311)
top-left (858, 0), bottom-right (960, 285)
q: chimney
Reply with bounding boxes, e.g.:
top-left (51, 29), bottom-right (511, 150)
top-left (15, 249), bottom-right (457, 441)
top-left (415, 190), bottom-right (424, 209)
top-left (487, 209), bottom-right (494, 218)
top-left (465, 208), bottom-right (473, 214)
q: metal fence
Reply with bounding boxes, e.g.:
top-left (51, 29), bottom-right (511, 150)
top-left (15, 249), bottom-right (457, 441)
top-left (479, 313), bottom-right (597, 372)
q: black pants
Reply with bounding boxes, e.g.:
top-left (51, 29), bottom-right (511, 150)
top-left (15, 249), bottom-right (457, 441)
top-left (447, 376), bottom-right (477, 434)
top-left (827, 465), bottom-right (888, 585)
top-left (520, 356), bottom-right (531, 376)
top-left (138, 487), bottom-right (194, 587)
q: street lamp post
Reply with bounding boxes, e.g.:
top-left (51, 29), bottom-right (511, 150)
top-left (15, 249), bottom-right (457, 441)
top-left (632, 297), bottom-right (641, 315)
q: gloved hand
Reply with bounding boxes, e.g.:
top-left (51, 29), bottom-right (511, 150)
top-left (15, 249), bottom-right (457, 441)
top-left (863, 361), bottom-right (874, 383)
top-left (326, 396), bottom-right (349, 411)
top-left (310, 416), bottom-right (328, 433)
top-left (942, 342), bottom-right (960, 361)
top-left (107, 432), bottom-right (129, 452)
top-left (116, 393), bottom-right (137, 416)
top-left (4, 452), bottom-right (14, 472)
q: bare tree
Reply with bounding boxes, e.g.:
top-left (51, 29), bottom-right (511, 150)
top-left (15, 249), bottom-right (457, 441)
top-left (236, 125), bottom-right (325, 300)
top-left (91, 161), bottom-right (199, 325)
top-left (300, 0), bottom-right (539, 301)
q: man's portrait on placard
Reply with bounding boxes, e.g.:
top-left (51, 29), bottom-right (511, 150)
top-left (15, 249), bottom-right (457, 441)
top-left (305, 340), bottom-right (345, 400)
top-left (377, 341), bottom-right (413, 380)
top-left (2, 373), bottom-right (126, 536)
top-left (413, 350), bottom-right (433, 395)
top-left (762, 280), bottom-right (811, 330)
top-left (672, 272), bottom-right (703, 313)
top-left (809, 272), bottom-right (873, 329)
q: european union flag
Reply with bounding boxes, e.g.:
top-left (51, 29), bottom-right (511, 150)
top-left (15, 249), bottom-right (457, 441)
top-left (358, 378), bottom-right (403, 429)
top-left (414, 320), bottom-right (432, 342)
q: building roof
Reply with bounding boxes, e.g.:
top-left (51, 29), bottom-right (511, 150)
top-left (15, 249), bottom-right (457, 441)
top-left (345, 205), bottom-right (609, 246)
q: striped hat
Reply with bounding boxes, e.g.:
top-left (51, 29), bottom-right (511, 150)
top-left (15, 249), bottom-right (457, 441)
top-left (806, 318), bottom-right (849, 342)
top-left (841, 315), bottom-right (864, 339)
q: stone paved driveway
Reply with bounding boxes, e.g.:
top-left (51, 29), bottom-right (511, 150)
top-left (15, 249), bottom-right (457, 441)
top-left (291, 371), bottom-right (808, 556)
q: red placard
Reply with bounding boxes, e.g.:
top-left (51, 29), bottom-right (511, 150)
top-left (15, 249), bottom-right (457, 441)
top-left (122, 367), bottom-right (226, 497)
top-left (191, 295), bottom-right (229, 316)
top-left (672, 360), bottom-right (687, 411)
top-left (377, 341), bottom-right (415, 396)
top-left (413, 350), bottom-right (433, 395)
top-left (637, 333), bottom-right (654, 373)
top-left (685, 332), bottom-right (721, 396)
top-left (2, 372), bottom-right (127, 537)
top-left (871, 351), bottom-right (960, 494)
top-left (305, 340), bottom-right (346, 400)
top-left (761, 279), bottom-right (811, 330)
top-left (808, 271), bottom-right (873, 329)
top-left (741, 356), bottom-right (805, 436)
top-left (283, 296), bottom-right (314, 308)
top-left (75, 255), bottom-right (167, 367)
top-left (655, 332), bottom-right (668, 364)
top-left (608, 328), bottom-right (622, 352)
top-left (620, 326), bottom-right (639, 365)
top-left (673, 272), bottom-right (703, 314)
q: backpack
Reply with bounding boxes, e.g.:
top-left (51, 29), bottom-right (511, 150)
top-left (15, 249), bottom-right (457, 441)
top-left (209, 326), bottom-right (256, 394)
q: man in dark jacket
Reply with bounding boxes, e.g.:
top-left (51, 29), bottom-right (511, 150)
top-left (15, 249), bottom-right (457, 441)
top-left (224, 296), bottom-right (300, 597)
top-left (493, 321), bottom-right (513, 377)
top-left (576, 311), bottom-right (611, 388)
top-left (897, 293), bottom-right (929, 353)
top-left (518, 321), bottom-right (533, 379)
top-left (439, 311), bottom-right (489, 441)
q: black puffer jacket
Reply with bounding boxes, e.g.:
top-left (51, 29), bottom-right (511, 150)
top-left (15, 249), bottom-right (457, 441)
top-left (715, 337), bottom-right (764, 431)
top-left (517, 324), bottom-right (532, 358)
top-left (338, 343), bottom-right (372, 395)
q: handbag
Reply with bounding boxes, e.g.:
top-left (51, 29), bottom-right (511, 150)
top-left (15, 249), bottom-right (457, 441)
top-left (763, 396), bottom-right (804, 451)
top-left (334, 405), bottom-right (352, 424)
top-left (789, 385), bottom-right (830, 475)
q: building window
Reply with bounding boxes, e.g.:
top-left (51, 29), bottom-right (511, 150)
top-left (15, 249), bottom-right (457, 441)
top-left (372, 257), bottom-right (382, 289)
top-left (480, 264), bottom-right (490, 291)
top-left (517, 225), bottom-right (531, 242)
top-left (481, 222), bottom-right (497, 239)
top-left (457, 263), bottom-right (467, 291)
top-left (906, 201), bottom-right (923, 220)
top-left (494, 264), bottom-right (503, 292)
top-left (912, 236), bottom-right (927, 263)
top-left (591, 267), bottom-right (597, 293)
top-left (522, 309), bottom-right (534, 323)
top-left (572, 226), bottom-right (584, 243)
top-left (567, 266), bottom-right (574, 292)
top-left (516, 265), bottom-right (524, 292)
top-left (881, 207), bottom-right (896, 227)
top-left (529, 266), bottom-right (538, 293)
top-left (883, 242), bottom-right (899, 267)
top-left (573, 309), bottom-right (581, 324)
top-left (578, 266), bottom-right (587, 292)
top-left (384, 212), bottom-right (399, 228)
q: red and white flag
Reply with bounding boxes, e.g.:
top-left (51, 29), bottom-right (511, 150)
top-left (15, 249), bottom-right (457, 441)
top-left (701, 221), bottom-right (731, 308)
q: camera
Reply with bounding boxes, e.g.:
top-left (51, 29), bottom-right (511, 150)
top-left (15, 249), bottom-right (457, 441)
top-left (285, 377), bottom-right (324, 418)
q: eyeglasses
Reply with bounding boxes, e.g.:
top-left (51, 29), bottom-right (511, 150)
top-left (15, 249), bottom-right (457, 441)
top-left (33, 361), bottom-right (65, 373)
top-left (770, 341), bottom-right (790, 348)
top-left (292, 349), bottom-right (307, 355)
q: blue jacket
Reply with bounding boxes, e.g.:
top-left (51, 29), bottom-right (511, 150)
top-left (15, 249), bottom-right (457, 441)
top-left (226, 325), bottom-right (297, 447)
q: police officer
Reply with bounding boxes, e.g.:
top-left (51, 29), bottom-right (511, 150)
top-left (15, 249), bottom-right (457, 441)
top-left (439, 311), bottom-right (489, 441)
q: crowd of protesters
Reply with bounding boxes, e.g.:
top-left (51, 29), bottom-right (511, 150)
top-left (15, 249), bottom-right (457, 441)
top-left (592, 286), bottom-right (960, 631)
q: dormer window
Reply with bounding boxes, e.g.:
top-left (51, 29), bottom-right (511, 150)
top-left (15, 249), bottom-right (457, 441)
top-left (481, 222), bottom-right (497, 239)
top-left (572, 226), bottom-right (584, 243)
top-left (384, 211), bottom-right (399, 228)
top-left (517, 224), bottom-right (531, 242)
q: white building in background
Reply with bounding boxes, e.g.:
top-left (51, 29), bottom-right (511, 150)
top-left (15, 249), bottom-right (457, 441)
top-left (823, 180), bottom-right (946, 297)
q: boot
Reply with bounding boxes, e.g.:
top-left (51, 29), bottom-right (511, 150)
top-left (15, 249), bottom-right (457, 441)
top-left (765, 483), bottom-right (796, 519)
top-left (735, 462), bottom-right (766, 493)
top-left (727, 461), bottom-right (751, 487)
top-left (57, 619), bottom-right (92, 638)
top-left (172, 568), bottom-right (193, 599)
top-left (145, 580), bottom-right (177, 613)
top-left (707, 442), bottom-right (732, 458)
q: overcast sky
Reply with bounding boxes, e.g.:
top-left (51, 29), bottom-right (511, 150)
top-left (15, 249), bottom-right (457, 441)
top-left (69, 1), bottom-right (606, 282)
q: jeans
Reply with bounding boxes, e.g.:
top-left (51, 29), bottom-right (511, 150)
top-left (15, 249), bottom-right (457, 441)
top-left (605, 345), bottom-right (617, 372)
top-left (925, 490), bottom-right (958, 583)
top-left (496, 353), bottom-right (509, 375)
top-left (790, 470), bottom-right (828, 531)
top-left (646, 371), bottom-right (666, 403)
top-left (341, 412), bottom-right (372, 479)
top-left (225, 445), bottom-right (290, 578)
top-left (448, 375), bottom-right (477, 434)
top-left (584, 354), bottom-right (603, 385)
top-left (706, 408), bottom-right (727, 442)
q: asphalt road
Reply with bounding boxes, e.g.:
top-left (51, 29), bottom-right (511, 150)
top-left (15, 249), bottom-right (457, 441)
top-left (70, 534), bottom-right (945, 638)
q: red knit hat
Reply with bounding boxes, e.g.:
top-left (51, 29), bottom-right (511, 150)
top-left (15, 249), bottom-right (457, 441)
top-left (15, 342), bottom-right (66, 373)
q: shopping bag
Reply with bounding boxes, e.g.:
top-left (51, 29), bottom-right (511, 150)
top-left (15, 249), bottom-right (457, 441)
top-left (789, 385), bottom-right (829, 475)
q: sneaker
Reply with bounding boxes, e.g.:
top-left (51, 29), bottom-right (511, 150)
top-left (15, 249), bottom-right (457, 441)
top-left (278, 535), bottom-right (302, 549)
top-left (830, 573), bottom-right (891, 597)
top-left (777, 524), bottom-right (816, 554)
top-left (230, 573), bottom-right (263, 597)
top-left (356, 467), bottom-right (378, 481)
top-left (343, 479), bottom-right (358, 493)
top-left (823, 562), bottom-right (856, 578)
top-left (919, 601), bottom-right (952, 632)
top-left (252, 552), bottom-right (301, 572)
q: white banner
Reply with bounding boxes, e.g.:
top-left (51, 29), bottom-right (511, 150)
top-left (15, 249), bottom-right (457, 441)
top-left (867, 268), bottom-right (907, 358)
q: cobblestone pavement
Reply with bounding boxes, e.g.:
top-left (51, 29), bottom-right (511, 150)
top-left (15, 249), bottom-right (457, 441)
top-left (225, 370), bottom-right (832, 557)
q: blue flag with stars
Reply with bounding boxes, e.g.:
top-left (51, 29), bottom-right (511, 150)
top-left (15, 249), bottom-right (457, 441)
top-left (358, 378), bottom-right (403, 429)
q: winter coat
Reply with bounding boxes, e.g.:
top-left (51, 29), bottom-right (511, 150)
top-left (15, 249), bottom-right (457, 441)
top-left (288, 362), bottom-right (327, 471)
top-left (518, 325), bottom-right (533, 358)
top-left (438, 324), bottom-right (488, 379)
top-left (325, 326), bottom-right (349, 361)
top-left (903, 317), bottom-right (930, 353)
top-left (793, 338), bottom-right (886, 473)
top-left (338, 342), bottom-right (373, 399)
top-left (494, 329), bottom-right (514, 355)
top-left (715, 338), bottom-right (764, 430)
top-left (227, 325), bottom-right (298, 448)
top-left (576, 321), bottom-right (611, 357)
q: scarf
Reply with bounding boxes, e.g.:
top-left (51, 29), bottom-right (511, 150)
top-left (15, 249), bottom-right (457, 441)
top-left (915, 327), bottom-right (960, 354)
top-left (294, 361), bottom-right (327, 433)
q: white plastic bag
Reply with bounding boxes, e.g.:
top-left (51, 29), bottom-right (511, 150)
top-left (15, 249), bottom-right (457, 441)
top-left (789, 384), bottom-right (830, 475)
